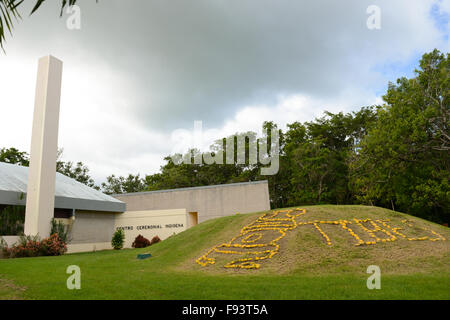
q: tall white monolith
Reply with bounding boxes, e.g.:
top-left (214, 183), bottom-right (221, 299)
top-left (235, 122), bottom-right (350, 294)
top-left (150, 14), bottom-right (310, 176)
top-left (24, 56), bottom-right (63, 237)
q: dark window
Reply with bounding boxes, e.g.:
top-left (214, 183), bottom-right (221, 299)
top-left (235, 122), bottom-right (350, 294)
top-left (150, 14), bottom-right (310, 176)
top-left (54, 208), bottom-right (73, 219)
top-left (0, 205), bottom-right (25, 235)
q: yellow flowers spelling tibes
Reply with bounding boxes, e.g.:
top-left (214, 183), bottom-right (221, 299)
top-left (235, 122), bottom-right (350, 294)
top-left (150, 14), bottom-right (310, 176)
top-left (196, 209), bottom-right (447, 270)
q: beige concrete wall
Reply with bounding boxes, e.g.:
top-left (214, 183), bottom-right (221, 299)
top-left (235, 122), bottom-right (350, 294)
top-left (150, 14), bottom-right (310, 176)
top-left (69, 211), bottom-right (116, 246)
top-left (114, 181), bottom-right (270, 224)
top-left (115, 209), bottom-right (187, 248)
top-left (67, 242), bottom-right (112, 254)
top-left (67, 209), bottom-right (187, 252)
top-left (1, 236), bottom-right (19, 247)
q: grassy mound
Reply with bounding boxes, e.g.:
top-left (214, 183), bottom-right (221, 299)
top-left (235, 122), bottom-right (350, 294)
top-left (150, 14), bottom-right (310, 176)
top-left (0, 205), bottom-right (449, 300)
top-left (190, 205), bottom-right (450, 275)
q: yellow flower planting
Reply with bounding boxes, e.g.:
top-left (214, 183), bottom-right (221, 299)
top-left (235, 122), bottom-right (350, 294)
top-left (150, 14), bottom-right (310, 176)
top-left (196, 209), bottom-right (447, 270)
top-left (196, 208), bottom-right (306, 269)
top-left (376, 219), bottom-right (407, 238)
top-left (312, 223), bottom-right (332, 246)
top-left (351, 218), bottom-right (397, 245)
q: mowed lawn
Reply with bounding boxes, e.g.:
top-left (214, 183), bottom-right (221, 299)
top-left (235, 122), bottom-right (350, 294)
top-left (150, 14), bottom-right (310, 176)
top-left (0, 205), bottom-right (449, 300)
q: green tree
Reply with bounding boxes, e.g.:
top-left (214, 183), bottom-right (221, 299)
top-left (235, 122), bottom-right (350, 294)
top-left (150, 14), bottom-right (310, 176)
top-left (111, 228), bottom-right (125, 250)
top-left (140, 110), bottom-right (377, 209)
top-left (55, 148), bottom-right (99, 189)
top-left (56, 160), bottom-right (98, 189)
top-left (101, 174), bottom-right (146, 195)
top-left (144, 131), bottom-right (264, 193)
top-left (0, 147), bottom-right (29, 166)
top-left (352, 50), bottom-right (449, 223)
top-left (281, 108), bottom-right (377, 206)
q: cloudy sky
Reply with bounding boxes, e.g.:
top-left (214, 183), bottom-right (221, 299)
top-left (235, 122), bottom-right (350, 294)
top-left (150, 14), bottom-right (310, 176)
top-left (0, 0), bottom-right (449, 183)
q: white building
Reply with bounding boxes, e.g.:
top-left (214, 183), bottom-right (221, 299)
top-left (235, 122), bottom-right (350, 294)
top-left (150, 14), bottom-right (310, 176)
top-left (0, 163), bottom-right (270, 253)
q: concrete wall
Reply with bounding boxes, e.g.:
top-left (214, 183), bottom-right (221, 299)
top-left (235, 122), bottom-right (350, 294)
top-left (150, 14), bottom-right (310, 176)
top-left (114, 181), bottom-right (270, 224)
top-left (68, 211), bottom-right (116, 253)
top-left (115, 209), bottom-right (187, 248)
top-left (0, 236), bottom-right (19, 258)
top-left (67, 209), bottom-right (187, 253)
top-left (2, 236), bottom-right (19, 247)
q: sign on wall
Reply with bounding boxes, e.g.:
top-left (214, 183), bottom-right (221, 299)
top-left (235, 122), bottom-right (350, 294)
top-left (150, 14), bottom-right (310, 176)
top-left (114, 209), bottom-right (188, 248)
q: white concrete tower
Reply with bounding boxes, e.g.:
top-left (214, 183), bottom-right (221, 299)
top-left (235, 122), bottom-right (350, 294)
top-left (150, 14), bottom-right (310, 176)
top-left (24, 56), bottom-right (63, 237)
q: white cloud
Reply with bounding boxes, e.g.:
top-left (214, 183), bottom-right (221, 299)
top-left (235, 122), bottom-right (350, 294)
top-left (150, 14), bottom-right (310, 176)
top-left (0, 57), bottom-right (36, 152)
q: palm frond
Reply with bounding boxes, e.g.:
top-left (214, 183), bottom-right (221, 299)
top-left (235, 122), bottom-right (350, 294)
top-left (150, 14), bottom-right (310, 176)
top-left (1, 0), bottom-right (84, 52)
top-left (0, 0), bottom-right (23, 52)
top-left (30, 0), bottom-right (79, 17)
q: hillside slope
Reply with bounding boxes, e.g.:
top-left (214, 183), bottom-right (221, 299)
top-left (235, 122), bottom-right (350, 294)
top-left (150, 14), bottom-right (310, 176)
top-left (171, 205), bottom-right (450, 275)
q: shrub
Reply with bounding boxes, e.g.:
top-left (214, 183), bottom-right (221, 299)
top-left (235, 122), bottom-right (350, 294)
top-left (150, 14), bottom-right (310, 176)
top-left (111, 229), bottom-right (125, 250)
top-left (1, 234), bottom-right (67, 259)
top-left (40, 234), bottom-right (68, 256)
top-left (50, 218), bottom-right (70, 243)
top-left (132, 234), bottom-right (151, 248)
top-left (150, 235), bottom-right (161, 245)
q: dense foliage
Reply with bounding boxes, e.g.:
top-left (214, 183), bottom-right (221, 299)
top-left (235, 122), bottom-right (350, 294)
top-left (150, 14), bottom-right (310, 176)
top-left (0, 147), bottom-right (29, 166)
top-left (150, 235), bottom-right (161, 245)
top-left (101, 174), bottom-right (146, 194)
top-left (132, 234), bottom-right (151, 248)
top-left (111, 229), bottom-right (125, 250)
top-left (50, 218), bottom-right (70, 243)
top-left (1, 234), bottom-right (67, 258)
top-left (352, 50), bottom-right (449, 223)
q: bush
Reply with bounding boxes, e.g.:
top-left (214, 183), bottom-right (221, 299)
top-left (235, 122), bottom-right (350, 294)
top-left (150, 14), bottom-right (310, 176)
top-left (1, 234), bottom-right (67, 259)
top-left (111, 229), bottom-right (125, 250)
top-left (50, 218), bottom-right (70, 243)
top-left (132, 234), bottom-right (151, 248)
top-left (40, 234), bottom-right (68, 256)
top-left (150, 235), bottom-right (161, 245)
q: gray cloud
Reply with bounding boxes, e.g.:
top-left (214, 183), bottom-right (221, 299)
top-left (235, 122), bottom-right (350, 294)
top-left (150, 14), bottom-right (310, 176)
top-left (7, 0), bottom-right (446, 130)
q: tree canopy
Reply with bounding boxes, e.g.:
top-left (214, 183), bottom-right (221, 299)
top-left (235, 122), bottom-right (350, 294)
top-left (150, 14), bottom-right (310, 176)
top-left (352, 49), bottom-right (449, 223)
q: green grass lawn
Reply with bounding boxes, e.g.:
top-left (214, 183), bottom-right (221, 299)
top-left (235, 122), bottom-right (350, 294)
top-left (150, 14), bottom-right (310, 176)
top-left (1, 205), bottom-right (449, 300)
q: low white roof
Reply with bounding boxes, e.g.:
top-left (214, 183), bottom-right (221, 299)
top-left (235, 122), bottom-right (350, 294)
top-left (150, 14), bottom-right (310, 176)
top-left (0, 162), bottom-right (125, 212)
